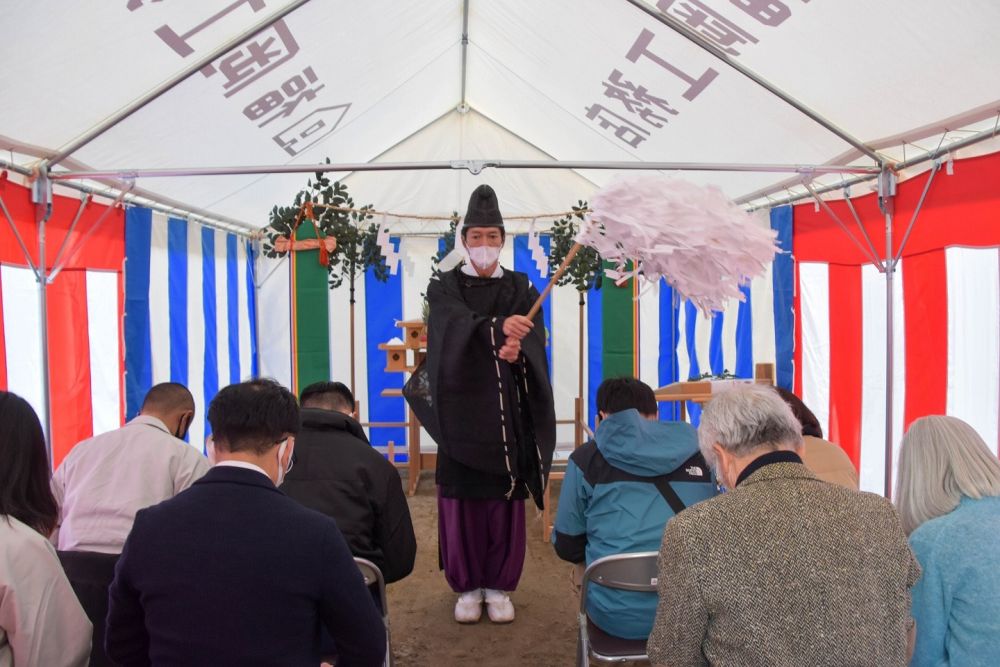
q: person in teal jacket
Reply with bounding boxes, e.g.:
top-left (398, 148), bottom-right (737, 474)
top-left (551, 377), bottom-right (717, 640)
top-left (896, 415), bottom-right (1000, 667)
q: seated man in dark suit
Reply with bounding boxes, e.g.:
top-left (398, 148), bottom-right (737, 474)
top-left (105, 379), bottom-right (385, 667)
top-left (281, 381), bottom-right (416, 584)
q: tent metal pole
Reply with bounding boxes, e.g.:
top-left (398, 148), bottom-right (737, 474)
top-left (804, 182), bottom-right (884, 270)
top-left (840, 193), bottom-right (885, 272)
top-left (47, 188), bottom-right (131, 284)
top-left (878, 169), bottom-right (897, 499)
top-left (45, 0), bottom-right (315, 168)
top-left (49, 194), bottom-right (92, 275)
top-left (49, 159), bottom-right (879, 181)
top-left (459, 0), bottom-right (470, 110)
top-left (894, 161), bottom-right (941, 262)
top-left (32, 175), bottom-right (55, 466)
top-left (621, 0), bottom-right (882, 163)
top-left (746, 123), bottom-right (1000, 210)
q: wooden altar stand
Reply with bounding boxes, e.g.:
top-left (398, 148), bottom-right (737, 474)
top-left (654, 363), bottom-right (776, 417)
top-left (377, 320), bottom-right (435, 496)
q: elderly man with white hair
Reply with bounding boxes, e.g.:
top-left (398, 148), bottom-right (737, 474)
top-left (647, 384), bottom-right (920, 667)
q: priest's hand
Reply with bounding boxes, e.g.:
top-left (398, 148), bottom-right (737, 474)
top-left (502, 315), bottom-right (534, 340)
top-left (498, 338), bottom-right (521, 362)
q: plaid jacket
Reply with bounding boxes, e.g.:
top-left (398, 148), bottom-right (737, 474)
top-left (647, 461), bottom-right (920, 667)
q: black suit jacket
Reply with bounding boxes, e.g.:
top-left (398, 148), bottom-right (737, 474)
top-left (105, 465), bottom-right (385, 667)
top-left (281, 409), bottom-right (416, 583)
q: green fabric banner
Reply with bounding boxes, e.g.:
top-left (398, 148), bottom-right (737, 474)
top-left (292, 222), bottom-right (330, 394)
top-left (601, 261), bottom-right (635, 380)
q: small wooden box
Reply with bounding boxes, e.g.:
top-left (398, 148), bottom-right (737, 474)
top-left (754, 362), bottom-right (776, 385)
top-left (378, 343), bottom-right (408, 372)
top-left (396, 320), bottom-right (427, 350)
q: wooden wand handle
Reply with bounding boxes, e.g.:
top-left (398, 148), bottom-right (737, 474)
top-left (526, 242), bottom-right (582, 320)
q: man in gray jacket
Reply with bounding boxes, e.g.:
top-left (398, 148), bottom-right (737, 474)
top-left (648, 384), bottom-right (919, 667)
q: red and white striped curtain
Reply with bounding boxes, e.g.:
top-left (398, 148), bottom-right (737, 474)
top-left (792, 151), bottom-right (1000, 493)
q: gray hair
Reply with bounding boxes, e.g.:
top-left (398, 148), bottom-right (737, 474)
top-left (895, 415), bottom-right (1000, 535)
top-left (697, 384), bottom-right (804, 470)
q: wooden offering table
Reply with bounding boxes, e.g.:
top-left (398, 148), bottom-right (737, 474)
top-left (377, 321), bottom-right (435, 495)
top-left (654, 363), bottom-right (776, 419)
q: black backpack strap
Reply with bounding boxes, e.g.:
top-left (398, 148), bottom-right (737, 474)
top-left (653, 478), bottom-right (687, 515)
top-left (654, 452), bottom-right (713, 515)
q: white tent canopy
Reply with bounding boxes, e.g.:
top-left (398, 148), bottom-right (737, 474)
top-left (3, 0), bottom-right (1000, 229)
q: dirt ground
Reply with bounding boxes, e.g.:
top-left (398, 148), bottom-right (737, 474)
top-left (386, 474), bottom-right (580, 667)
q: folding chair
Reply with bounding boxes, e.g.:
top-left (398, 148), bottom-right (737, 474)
top-left (577, 552), bottom-right (658, 666)
top-left (58, 550), bottom-right (120, 667)
top-left (355, 557), bottom-right (393, 667)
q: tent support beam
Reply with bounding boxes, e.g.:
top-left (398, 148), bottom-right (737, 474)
top-left (49, 194), bottom-right (92, 276)
top-left (47, 187), bottom-right (132, 284)
top-left (622, 0), bottom-right (882, 163)
top-left (1, 160), bottom-right (254, 236)
top-left (841, 192), bottom-right (884, 272)
top-left (458, 0), bottom-right (470, 111)
top-left (50, 159), bottom-right (879, 181)
top-left (894, 160), bottom-right (940, 263)
top-left (745, 122), bottom-right (1000, 210)
top-left (45, 0), bottom-right (316, 168)
top-left (804, 182), bottom-right (884, 271)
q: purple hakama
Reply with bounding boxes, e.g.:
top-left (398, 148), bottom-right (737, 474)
top-left (437, 491), bottom-right (526, 593)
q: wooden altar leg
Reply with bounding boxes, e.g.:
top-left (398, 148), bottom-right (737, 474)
top-left (407, 404), bottom-right (421, 496)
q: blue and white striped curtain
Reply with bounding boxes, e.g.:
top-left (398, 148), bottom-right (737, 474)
top-left (124, 207), bottom-right (258, 452)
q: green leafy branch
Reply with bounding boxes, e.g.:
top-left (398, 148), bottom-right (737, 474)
top-left (261, 158), bottom-right (389, 289)
top-left (548, 200), bottom-right (603, 292)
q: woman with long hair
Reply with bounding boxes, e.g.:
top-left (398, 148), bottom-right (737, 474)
top-left (0, 391), bottom-right (91, 666)
top-left (896, 415), bottom-right (1000, 667)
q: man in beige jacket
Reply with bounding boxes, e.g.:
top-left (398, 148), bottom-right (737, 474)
top-left (647, 384), bottom-right (918, 667)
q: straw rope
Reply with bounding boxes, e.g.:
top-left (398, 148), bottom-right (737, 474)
top-left (255, 202), bottom-right (591, 238)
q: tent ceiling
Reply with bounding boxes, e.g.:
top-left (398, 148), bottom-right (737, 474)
top-left (2, 0), bottom-right (998, 230)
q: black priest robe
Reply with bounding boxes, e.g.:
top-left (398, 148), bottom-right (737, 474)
top-left (404, 266), bottom-right (556, 508)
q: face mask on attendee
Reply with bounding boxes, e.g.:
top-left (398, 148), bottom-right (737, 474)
top-left (275, 438), bottom-right (294, 485)
top-left (174, 412), bottom-right (192, 440)
top-left (205, 435), bottom-right (217, 465)
top-left (466, 244), bottom-right (501, 270)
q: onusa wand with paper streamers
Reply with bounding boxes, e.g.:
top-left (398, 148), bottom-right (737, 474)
top-left (526, 175), bottom-right (779, 319)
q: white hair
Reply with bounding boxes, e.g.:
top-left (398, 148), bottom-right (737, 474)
top-left (697, 383), bottom-right (803, 470)
top-left (895, 415), bottom-right (1000, 535)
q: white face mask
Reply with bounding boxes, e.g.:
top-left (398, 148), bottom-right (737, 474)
top-left (467, 244), bottom-right (501, 270)
top-left (276, 439), bottom-right (292, 486)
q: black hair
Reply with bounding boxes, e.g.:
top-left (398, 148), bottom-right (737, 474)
top-left (772, 386), bottom-right (823, 438)
top-left (141, 382), bottom-right (194, 413)
top-left (300, 381), bottom-right (354, 413)
top-left (0, 391), bottom-right (58, 536)
top-left (207, 379), bottom-right (299, 454)
top-left (596, 377), bottom-right (658, 417)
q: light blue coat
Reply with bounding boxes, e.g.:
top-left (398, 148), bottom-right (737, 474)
top-left (909, 495), bottom-right (1000, 667)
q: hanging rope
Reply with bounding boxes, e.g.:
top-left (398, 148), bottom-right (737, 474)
top-left (253, 201), bottom-right (592, 238)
